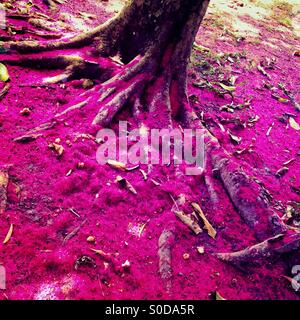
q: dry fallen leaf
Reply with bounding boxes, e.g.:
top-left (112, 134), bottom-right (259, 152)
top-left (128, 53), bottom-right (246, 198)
top-left (257, 64), bottom-right (271, 79)
top-left (293, 51), bottom-right (300, 57)
top-left (91, 248), bottom-right (114, 259)
top-left (282, 275), bottom-right (300, 291)
top-left (49, 142), bottom-right (64, 156)
top-left (272, 93), bottom-right (289, 103)
top-left (3, 224), bottom-right (13, 244)
top-left (228, 130), bottom-right (241, 144)
top-left (175, 210), bottom-right (202, 235)
top-left (116, 175), bottom-right (137, 194)
top-left (191, 202), bottom-right (217, 239)
top-left (289, 117), bottom-right (300, 131)
top-left (122, 260), bottom-right (131, 269)
top-left (107, 159), bottom-right (126, 171)
top-left (87, 236), bottom-right (96, 243)
top-left (197, 246), bottom-right (205, 254)
top-left (20, 108), bottom-right (31, 116)
top-left (218, 83), bottom-right (236, 92)
top-left (77, 162), bottom-right (85, 169)
top-left (275, 166), bottom-right (289, 178)
top-left (215, 291), bottom-right (226, 300)
top-left (0, 63), bottom-right (9, 82)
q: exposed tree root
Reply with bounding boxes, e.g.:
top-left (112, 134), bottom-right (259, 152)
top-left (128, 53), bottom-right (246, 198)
top-left (3, 22), bottom-right (107, 53)
top-left (206, 142), bottom-right (287, 241)
top-left (215, 232), bottom-right (300, 271)
top-left (1, 54), bottom-right (117, 84)
top-left (158, 227), bottom-right (176, 294)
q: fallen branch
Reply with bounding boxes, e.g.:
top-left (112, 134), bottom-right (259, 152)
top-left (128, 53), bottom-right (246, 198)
top-left (215, 232), bottom-right (300, 270)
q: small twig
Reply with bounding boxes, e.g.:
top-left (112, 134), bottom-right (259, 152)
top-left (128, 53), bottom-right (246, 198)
top-left (69, 208), bottom-right (81, 218)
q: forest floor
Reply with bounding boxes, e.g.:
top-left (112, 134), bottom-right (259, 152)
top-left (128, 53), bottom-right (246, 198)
top-left (0, 0), bottom-right (299, 300)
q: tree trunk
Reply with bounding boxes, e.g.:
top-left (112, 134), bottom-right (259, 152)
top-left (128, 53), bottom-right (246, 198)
top-left (90, 0), bottom-right (211, 126)
top-left (98, 0), bottom-right (210, 63)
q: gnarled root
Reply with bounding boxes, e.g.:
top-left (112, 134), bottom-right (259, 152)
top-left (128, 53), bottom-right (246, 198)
top-left (215, 232), bottom-right (300, 271)
top-left (3, 23), bottom-right (108, 53)
top-left (1, 53), bottom-right (117, 85)
top-left (51, 47), bottom-right (181, 127)
top-left (207, 143), bottom-right (287, 241)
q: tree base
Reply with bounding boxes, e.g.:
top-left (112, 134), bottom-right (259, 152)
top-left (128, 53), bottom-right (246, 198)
top-left (2, 0), bottom-right (300, 282)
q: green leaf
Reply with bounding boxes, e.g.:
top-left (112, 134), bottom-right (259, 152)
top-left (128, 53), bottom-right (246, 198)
top-left (0, 63), bottom-right (9, 82)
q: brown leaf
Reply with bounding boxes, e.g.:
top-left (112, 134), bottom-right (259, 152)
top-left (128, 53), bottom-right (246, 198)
top-left (293, 51), bottom-right (300, 57)
top-left (175, 211), bottom-right (202, 235)
top-left (116, 176), bottom-right (137, 194)
top-left (48, 142), bottom-right (64, 156)
top-left (3, 224), bottom-right (13, 244)
top-left (0, 84), bottom-right (10, 101)
top-left (191, 202), bottom-right (217, 239)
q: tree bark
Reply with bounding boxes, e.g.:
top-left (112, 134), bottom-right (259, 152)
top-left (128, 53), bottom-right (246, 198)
top-left (97, 0), bottom-right (210, 63)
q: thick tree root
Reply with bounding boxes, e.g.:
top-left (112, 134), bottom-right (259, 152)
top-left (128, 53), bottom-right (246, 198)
top-left (215, 232), bottom-right (300, 270)
top-left (3, 23), bottom-right (108, 53)
top-left (1, 53), bottom-right (117, 85)
top-left (206, 143), bottom-right (286, 241)
top-left (158, 227), bottom-right (176, 295)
